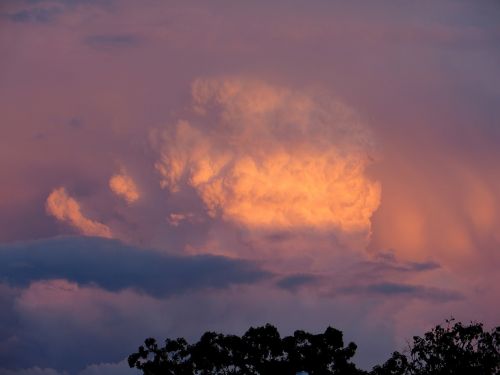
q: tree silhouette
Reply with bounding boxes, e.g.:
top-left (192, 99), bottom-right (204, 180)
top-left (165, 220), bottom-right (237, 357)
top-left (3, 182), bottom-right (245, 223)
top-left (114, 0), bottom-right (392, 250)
top-left (371, 319), bottom-right (500, 375)
top-left (128, 323), bottom-right (365, 374)
top-left (129, 320), bottom-right (500, 375)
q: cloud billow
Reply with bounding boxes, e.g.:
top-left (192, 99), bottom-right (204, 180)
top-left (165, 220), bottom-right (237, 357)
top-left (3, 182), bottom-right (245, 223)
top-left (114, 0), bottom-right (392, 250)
top-left (109, 171), bottom-right (140, 204)
top-left (155, 77), bottom-right (381, 248)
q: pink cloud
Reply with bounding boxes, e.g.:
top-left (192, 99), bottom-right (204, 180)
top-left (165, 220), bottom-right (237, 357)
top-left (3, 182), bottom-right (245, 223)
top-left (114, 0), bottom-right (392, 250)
top-left (46, 188), bottom-right (112, 238)
top-left (109, 171), bottom-right (139, 204)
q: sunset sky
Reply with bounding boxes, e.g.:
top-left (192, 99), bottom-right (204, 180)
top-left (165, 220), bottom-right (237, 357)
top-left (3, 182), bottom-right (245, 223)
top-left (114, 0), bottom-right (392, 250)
top-left (1, 1), bottom-right (500, 374)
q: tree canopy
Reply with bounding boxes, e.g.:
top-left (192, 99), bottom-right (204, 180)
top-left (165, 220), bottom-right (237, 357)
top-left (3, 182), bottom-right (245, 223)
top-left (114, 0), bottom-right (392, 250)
top-left (372, 319), bottom-right (500, 375)
top-left (129, 319), bottom-right (500, 375)
top-left (128, 323), bottom-right (363, 374)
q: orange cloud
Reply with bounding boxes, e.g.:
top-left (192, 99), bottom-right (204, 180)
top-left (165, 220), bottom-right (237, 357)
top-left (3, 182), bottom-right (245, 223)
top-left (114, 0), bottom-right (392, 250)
top-left (369, 150), bottom-right (500, 272)
top-left (156, 78), bottom-right (380, 241)
top-left (168, 212), bottom-right (199, 226)
top-left (109, 172), bottom-right (139, 204)
top-left (46, 187), bottom-right (112, 238)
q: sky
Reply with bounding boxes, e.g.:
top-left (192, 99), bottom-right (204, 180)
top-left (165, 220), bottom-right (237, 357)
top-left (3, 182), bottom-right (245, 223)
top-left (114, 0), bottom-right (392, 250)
top-left (1, 0), bottom-right (500, 373)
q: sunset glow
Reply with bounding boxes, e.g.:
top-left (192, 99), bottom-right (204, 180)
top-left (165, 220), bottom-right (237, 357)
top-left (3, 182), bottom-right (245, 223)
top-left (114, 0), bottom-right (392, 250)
top-left (156, 78), bottom-right (380, 235)
top-left (1, 1), bottom-right (499, 374)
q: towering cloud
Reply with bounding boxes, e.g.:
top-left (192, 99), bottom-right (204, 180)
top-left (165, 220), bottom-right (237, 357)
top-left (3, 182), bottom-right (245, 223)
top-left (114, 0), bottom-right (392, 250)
top-left (156, 77), bottom-right (381, 242)
top-left (109, 171), bottom-right (139, 204)
top-left (46, 188), bottom-right (112, 238)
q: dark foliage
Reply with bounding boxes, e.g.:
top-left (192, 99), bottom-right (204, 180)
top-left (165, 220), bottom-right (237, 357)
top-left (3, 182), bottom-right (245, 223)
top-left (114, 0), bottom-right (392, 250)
top-left (129, 320), bottom-right (500, 375)
top-left (372, 319), bottom-right (500, 375)
top-left (128, 323), bottom-right (365, 374)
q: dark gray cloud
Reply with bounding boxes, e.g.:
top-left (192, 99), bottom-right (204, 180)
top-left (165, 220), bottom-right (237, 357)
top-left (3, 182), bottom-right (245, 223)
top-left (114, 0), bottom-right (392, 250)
top-left (359, 251), bottom-right (441, 275)
top-left (67, 117), bottom-right (84, 129)
top-left (276, 273), bottom-right (319, 291)
top-left (2, 0), bottom-right (113, 23)
top-left (341, 282), bottom-right (463, 302)
top-left (406, 261), bottom-right (441, 272)
top-left (4, 6), bottom-right (62, 23)
top-left (368, 259), bottom-right (441, 273)
top-left (84, 34), bottom-right (142, 49)
top-left (0, 236), bottom-right (270, 297)
top-left (0, 284), bottom-right (21, 368)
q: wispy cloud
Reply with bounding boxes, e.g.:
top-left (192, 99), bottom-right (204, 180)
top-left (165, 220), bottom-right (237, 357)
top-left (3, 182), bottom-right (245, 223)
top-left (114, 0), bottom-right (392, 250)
top-left (360, 251), bottom-right (441, 275)
top-left (4, 6), bottom-right (62, 23)
top-left (341, 282), bottom-right (463, 302)
top-left (46, 188), bottom-right (112, 238)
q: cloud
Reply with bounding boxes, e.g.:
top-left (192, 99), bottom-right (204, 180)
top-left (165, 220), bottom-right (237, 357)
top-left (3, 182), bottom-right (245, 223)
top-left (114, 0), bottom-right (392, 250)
top-left (155, 77), bottom-right (381, 245)
top-left (78, 360), bottom-right (132, 375)
top-left (341, 282), bottom-right (463, 302)
top-left (45, 188), bottom-right (112, 238)
top-left (276, 274), bottom-right (319, 291)
top-left (0, 236), bottom-right (269, 297)
top-left (0, 284), bottom-right (20, 368)
top-left (369, 144), bottom-right (500, 272)
top-left (2, 0), bottom-right (112, 25)
top-left (167, 212), bottom-right (199, 226)
top-left (0, 277), bottom-right (397, 373)
top-left (361, 251), bottom-right (441, 275)
top-left (5, 7), bottom-right (62, 23)
top-left (109, 172), bottom-right (139, 204)
top-left (0, 368), bottom-right (67, 375)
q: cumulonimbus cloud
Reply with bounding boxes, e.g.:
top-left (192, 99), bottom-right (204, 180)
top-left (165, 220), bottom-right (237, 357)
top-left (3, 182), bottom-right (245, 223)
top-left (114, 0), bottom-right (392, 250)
top-left (109, 171), bottom-right (139, 204)
top-left (46, 187), bottom-right (112, 238)
top-left (155, 77), bottom-right (381, 239)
